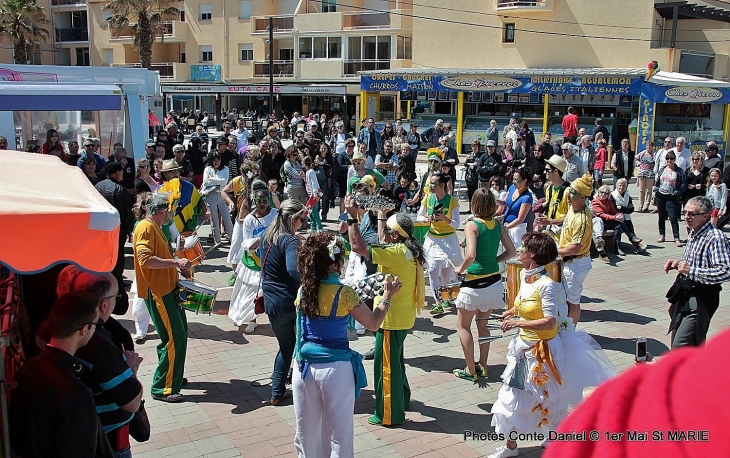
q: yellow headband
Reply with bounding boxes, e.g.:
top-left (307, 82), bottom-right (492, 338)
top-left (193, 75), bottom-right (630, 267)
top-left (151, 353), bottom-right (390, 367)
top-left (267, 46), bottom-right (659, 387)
top-left (387, 214), bottom-right (409, 238)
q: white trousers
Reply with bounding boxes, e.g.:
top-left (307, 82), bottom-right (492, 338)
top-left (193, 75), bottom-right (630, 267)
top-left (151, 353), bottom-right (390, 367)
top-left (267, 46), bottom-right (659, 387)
top-left (293, 361), bottom-right (355, 458)
top-left (205, 192), bottom-right (234, 244)
top-left (131, 278), bottom-right (150, 336)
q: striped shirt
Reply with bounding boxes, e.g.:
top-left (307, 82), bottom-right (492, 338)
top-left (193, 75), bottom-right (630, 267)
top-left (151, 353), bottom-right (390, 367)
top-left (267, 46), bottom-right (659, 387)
top-left (680, 221), bottom-right (730, 285)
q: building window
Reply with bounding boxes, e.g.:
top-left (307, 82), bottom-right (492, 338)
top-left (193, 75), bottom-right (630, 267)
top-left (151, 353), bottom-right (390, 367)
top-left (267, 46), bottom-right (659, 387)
top-left (279, 48), bottom-right (294, 60)
top-left (299, 36), bottom-right (341, 59)
top-left (322, 0), bottom-right (337, 12)
top-left (348, 35), bottom-right (390, 60)
top-left (200, 4), bottom-right (212, 21)
top-left (75, 47), bottom-right (90, 66)
top-left (179, 5), bottom-right (185, 22)
top-left (101, 9), bottom-right (112, 26)
top-left (503, 23), bottom-right (515, 43)
top-left (396, 36), bottom-right (411, 59)
top-left (201, 45), bottom-right (213, 62)
top-left (239, 1), bottom-right (252, 19)
top-left (180, 43), bottom-right (186, 63)
top-left (240, 43), bottom-right (253, 61)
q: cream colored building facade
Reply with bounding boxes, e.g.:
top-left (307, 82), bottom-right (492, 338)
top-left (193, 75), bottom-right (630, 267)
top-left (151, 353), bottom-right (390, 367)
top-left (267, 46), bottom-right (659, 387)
top-left (0, 0), bottom-right (91, 66)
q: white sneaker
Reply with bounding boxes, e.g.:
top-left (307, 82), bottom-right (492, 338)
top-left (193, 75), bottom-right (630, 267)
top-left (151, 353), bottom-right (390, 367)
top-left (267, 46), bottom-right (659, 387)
top-left (356, 328), bottom-right (366, 335)
top-left (487, 445), bottom-right (519, 458)
top-left (133, 333), bottom-right (146, 344)
top-left (244, 322), bottom-right (257, 334)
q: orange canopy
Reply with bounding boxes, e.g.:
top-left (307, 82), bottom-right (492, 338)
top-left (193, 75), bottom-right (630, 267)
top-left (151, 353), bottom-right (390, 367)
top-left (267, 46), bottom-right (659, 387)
top-left (0, 150), bottom-right (120, 274)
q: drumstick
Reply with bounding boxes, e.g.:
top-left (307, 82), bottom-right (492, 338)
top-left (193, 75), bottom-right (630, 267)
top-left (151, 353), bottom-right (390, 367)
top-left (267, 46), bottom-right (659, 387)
top-left (478, 335), bottom-right (507, 344)
top-left (192, 245), bottom-right (217, 263)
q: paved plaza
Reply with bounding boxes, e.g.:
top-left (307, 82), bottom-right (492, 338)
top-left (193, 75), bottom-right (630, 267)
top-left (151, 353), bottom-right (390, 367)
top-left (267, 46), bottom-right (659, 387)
top-left (121, 171), bottom-right (730, 458)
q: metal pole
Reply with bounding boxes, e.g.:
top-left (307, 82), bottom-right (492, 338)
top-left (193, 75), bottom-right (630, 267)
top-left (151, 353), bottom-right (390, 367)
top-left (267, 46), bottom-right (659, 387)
top-left (269, 17), bottom-right (274, 119)
top-left (670, 6), bottom-right (679, 48)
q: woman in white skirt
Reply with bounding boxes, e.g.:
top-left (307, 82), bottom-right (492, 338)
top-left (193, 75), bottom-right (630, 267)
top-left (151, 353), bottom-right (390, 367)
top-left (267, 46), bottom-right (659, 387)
top-left (417, 171), bottom-right (463, 315)
top-left (488, 232), bottom-right (615, 458)
top-left (222, 168), bottom-right (252, 286)
top-left (229, 186), bottom-right (278, 333)
top-left (453, 189), bottom-right (516, 381)
top-left (503, 167), bottom-right (533, 250)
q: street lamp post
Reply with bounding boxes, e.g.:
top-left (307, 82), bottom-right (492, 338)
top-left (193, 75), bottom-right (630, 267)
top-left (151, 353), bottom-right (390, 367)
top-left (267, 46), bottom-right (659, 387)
top-left (268, 17), bottom-right (274, 119)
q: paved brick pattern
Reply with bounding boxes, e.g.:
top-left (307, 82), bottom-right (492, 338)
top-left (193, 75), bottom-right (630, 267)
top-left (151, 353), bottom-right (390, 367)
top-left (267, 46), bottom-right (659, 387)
top-left (121, 170), bottom-right (729, 458)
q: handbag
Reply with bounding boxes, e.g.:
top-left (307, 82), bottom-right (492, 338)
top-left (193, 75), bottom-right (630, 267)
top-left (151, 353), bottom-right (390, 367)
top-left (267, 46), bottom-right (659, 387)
top-left (129, 399), bottom-right (151, 442)
top-left (253, 242), bottom-right (274, 315)
top-left (507, 352), bottom-right (527, 390)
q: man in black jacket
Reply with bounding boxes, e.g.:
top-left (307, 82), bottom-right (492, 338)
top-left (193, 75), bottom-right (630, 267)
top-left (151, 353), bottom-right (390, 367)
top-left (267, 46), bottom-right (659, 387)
top-left (96, 162), bottom-right (135, 314)
top-left (592, 118), bottom-right (610, 142)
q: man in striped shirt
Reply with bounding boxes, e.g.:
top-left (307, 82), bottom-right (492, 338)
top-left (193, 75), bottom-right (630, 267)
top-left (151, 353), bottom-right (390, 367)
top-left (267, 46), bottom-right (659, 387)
top-left (665, 196), bottom-right (730, 348)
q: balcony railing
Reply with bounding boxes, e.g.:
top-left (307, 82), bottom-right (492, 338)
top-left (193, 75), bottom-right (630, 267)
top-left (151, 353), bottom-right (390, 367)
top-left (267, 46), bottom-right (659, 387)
top-left (252, 15), bottom-right (294, 33)
top-left (51, 0), bottom-right (86, 5)
top-left (254, 60), bottom-right (294, 77)
top-left (110, 62), bottom-right (175, 78)
top-left (111, 21), bottom-right (174, 39)
top-left (342, 12), bottom-right (389, 29)
top-left (497, 0), bottom-right (547, 8)
top-left (344, 59), bottom-right (390, 75)
top-left (55, 28), bottom-right (89, 42)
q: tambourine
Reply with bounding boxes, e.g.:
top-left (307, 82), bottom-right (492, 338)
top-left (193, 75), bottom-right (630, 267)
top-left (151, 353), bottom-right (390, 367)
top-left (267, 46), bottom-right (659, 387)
top-left (354, 195), bottom-right (397, 212)
top-left (353, 273), bottom-right (386, 301)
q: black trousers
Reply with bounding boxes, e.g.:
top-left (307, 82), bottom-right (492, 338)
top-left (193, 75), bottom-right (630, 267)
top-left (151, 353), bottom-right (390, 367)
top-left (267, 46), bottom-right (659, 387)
top-left (112, 236), bottom-right (129, 315)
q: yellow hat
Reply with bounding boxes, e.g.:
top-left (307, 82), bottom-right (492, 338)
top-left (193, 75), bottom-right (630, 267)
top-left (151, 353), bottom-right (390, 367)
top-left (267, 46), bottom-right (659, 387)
top-left (570, 172), bottom-right (594, 197)
top-left (360, 175), bottom-right (376, 188)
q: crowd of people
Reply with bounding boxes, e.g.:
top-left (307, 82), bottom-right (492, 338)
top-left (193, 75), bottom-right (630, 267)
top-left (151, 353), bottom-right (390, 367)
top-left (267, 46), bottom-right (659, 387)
top-left (6, 105), bottom-right (730, 458)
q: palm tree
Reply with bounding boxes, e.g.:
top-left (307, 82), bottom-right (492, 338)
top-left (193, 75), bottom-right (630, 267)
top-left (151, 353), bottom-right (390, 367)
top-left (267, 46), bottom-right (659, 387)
top-left (104, 0), bottom-right (179, 69)
top-left (0, 0), bottom-right (50, 64)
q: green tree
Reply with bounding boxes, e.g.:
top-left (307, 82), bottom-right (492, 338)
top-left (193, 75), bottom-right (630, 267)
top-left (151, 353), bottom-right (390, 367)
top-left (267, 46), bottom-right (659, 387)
top-left (104, 0), bottom-right (179, 69)
top-left (0, 0), bottom-right (50, 64)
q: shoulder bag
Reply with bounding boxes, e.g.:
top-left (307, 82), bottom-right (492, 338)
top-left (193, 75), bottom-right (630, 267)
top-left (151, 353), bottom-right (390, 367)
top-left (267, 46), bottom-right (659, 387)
top-left (254, 241), bottom-right (274, 315)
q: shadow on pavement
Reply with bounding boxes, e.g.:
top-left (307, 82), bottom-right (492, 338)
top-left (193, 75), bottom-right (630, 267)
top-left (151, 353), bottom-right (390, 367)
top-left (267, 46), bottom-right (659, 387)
top-left (591, 335), bottom-right (669, 357)
top-left (579, 308), bottom-right (656, 325)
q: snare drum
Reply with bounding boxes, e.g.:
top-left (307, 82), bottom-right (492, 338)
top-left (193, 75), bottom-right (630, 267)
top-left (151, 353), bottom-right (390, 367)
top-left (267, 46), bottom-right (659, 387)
top-left (438, 282), bottom-right (461, 302)
top-left (506, 257), bottom-right (563, 308)
top-left (175, 235), bottom-right (204, 266)
top-left (177, 279), bottom-right (218, 315)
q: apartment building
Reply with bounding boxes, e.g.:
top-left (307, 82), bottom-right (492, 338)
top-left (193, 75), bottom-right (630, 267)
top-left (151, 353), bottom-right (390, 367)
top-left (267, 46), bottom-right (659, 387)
top-left (82, 0), bottom-right (413, 122)
top-left (0, 0), bottom-right (91, 66)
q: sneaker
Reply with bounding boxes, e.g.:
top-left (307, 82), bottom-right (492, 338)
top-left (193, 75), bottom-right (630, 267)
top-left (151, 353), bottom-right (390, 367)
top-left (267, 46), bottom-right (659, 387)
top-left (452, 368), bottom-right (477, 382)
top-left (227, 273), bottom-right (237, 286)
top-left (440, 300), bottom-right (451, 310)
top-left (474, 363), bottom-right (488, 378)
top-left (363, 348), bottom-right (375, 360)
top-left (430, 304), bottom-right (444, 315)
top-left (356, 328), bottom-right (366, 336)
top-left (152, 393), bottom-right (184, 403)
top-left (595, 236), bottom-right (605, 249)
top-left (244, 322), bottom-right (257, 334)
top-left (487, 445), bottom-right (519, 458)
top-left (629, 234), bottom-right (642, 244)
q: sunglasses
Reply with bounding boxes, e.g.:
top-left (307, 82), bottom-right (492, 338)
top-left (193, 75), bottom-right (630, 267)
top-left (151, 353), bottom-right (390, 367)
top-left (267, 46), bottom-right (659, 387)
top-left (692, 158), bottom-right (701, 161)
top-left (352, 160), bottom-right (365, 165)
top-left (253, 197), bottom-right (269, 204)
top-left (685, 211), bottom-right (707, 217)
top-left (139, 165), bottom-right (150, 169)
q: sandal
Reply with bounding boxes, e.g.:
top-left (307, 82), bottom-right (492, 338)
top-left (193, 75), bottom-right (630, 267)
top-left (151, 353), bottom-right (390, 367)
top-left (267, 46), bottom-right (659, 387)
top-left (474, 363), bottom-right (488, 378)
top-left (657, 236), bottom-right (665, 243)
top-left (675, 240), bottom-right (685, 247)
top-left (429, 304), bottom-right (444, 315)
top-left (452, 368), bottom-right (477, 382)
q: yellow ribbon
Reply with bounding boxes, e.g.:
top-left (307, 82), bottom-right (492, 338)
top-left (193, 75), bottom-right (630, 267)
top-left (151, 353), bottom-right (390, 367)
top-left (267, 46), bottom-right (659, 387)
top-left (532, 340), bottom-right (563, 385)
top-left (386, 214), bottom-right (409, 239)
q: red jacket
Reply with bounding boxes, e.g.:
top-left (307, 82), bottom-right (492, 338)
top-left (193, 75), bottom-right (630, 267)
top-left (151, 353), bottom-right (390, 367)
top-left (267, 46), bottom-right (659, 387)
top-left (592, 196), bottom-right (620, 221)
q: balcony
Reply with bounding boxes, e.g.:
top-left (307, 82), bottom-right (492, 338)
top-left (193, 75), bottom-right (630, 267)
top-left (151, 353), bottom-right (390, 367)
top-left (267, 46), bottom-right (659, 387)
top-left (342, 12), bottom-right (390, 29)
top-left (110, 62), bottom-right (180, 79)
top-left (51, 0), bottom-right (86, 6)
top-left (55, 28), bottom-right (89, 42)
top-left (495, 0), bottom-right (553, 11)
top-left (251, 15), bottom-right (294, 34)
top-left (254, 60), bottom-right (294, 77)
top-left (344, 59), bottom-right (390, 76)
top-left (110, 21), bottom-right (186, 43)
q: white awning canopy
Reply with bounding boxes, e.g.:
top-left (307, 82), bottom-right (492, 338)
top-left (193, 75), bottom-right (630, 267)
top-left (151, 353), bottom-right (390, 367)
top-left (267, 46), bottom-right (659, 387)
top-left (647, 71), bottom-right (730, 88)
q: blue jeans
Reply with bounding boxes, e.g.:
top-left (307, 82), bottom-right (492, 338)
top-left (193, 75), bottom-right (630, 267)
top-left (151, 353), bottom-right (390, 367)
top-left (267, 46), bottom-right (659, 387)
top-left (268, 311), bottom-right (297, 400)
top-left (114, 445), bottom-right (132, 458)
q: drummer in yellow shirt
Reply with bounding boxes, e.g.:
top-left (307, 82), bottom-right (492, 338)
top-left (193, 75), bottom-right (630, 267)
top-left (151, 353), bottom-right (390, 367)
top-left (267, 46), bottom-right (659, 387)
top-left (557, 173), bottom-right (594, 326)
top-left (134, 192), bottom-right (192, 403)
top-left (346, 208), bottom-right (426, 427)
